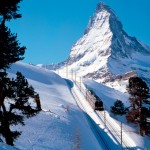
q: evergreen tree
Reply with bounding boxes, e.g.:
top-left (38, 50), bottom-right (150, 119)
top-left (10, 72), bottom-right (39, 117)
top-left (126, 77), bottom-right (150, 136)
top-left (128, 77), bottom-right (149, 98)
top-left (0, 1), bottom-right (41, 145)
top-left (0, 72), bottom-right (40, 145)
top-left (111, 100), bottom-right (127, 115)
top-left (0, 0), bottom-right (26, 107)
top-left (0, 0), bottom-right (22, 24)
top-left (0, 0), bottom-right (25, 70)
top-left (0, 24), bottom-right (25, 70)
top-left (0, 72), bottom-right (16, 145)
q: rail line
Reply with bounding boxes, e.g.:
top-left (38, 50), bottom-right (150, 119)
top-left (58, 72), bottom-right (137, 149)
top-left (74, 81), bottom-right (137, 149)
top-left (71, 84), bottom-right (112, 150)
top-left (96, 111), bottom-right (130, 149)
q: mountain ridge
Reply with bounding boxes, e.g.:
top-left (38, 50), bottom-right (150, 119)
top-left (38, 2), bottom-right (150, 83)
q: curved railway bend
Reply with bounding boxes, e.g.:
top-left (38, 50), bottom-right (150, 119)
top-left (72, 80), bottom-right (138, 149)
top-left (72, 87), bottom-right (112, 150)
top-left (58, 71), bottom-right (139, 149)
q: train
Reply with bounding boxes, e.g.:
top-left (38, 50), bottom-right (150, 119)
top-left (87, 89), bottom-right (104, 111)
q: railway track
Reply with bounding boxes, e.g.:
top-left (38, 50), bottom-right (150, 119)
top-left (96, 111), bottom-right (130, 149)
top-left (74, 81), bottom-right (137, 149)
top-left (58, 72), bottom-right (137, 149)
top-left (71, 84), bottom-right (112, 150)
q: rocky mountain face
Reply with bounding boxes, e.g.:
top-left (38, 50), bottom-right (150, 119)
top-left (44, 2), bottom-right (150, 83)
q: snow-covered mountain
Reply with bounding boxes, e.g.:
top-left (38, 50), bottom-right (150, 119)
top-left (2, 2), bottom-right (150, 149)
top-left (44, 2), bottom-right (150, 83)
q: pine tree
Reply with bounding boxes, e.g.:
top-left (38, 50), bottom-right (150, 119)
top-left (10, 72), bottom-right (39, 117)
top-left (11, 72), bottom-right (39, 113)
top-left (0, 72), bottom-right (40, 145)
top-left (127, 77), bottom-right (150, 136)
top-left (0, 1), bottom-right (40, 145)
top-left (0, 0), bottom-right (22, 24)
top-left (128, 77), bottom-right (149, 98)
top-left (0, 0), bottom-right (26, 106)
top-left (0, 24), bottom-right (25, 70)
top-left (0, 0), bottom-right (26, 108)
top-left (111, 100), bottom-right (127, 115)
top-left (0, 72), bottom-right (16, 145)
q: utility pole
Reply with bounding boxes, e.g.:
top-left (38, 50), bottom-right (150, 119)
top-left (80, 77), bottom-right (82, 91)
top-left (75, 72), bottom-right (76, 83)
top-left (66, 63), bottom-right (68, 78)
top-left (71, 69), bottom-right (73, 80)
top-left (121, 121), bottom-right (123, 149)
top-left (86, 90), bottom-right (88, 101)
top-left (104, 111), bottom-right (106, 128)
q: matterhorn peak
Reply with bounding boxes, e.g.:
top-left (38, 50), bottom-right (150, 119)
top-left (49, 2), bottom-right (150, 83)
top-left (85, 2), bottom-right (121, 35)
top-left (96, 2), bottom-right (111, 12)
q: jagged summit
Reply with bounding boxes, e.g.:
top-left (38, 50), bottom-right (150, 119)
top-left (96, 2), bottom-right (112, 13)
top-left (42, 2), bottom-right (150, 83)
top-left (96, 2), bottom-right (106, 10)
top-left (85, 2), bottom-right (120, 35)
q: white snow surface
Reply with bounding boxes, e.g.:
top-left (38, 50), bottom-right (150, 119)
top-left (83, 79), bottom-right (150, 149)
top-left (1, 61), bottom-right (150, 149)
top-left (2, 62), bottom-right (101, 150)
top-left (56, 70), bottom-right (150, 149)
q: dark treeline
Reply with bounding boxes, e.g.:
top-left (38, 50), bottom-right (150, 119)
top-left (0, 0), bottom-right (41, 145)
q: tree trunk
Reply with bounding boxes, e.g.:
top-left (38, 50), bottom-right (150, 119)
top-left (0, 81), bottom-right (3, 108)
top-left (1, 104), bottom-right (14, 146)
top-left (34, 94), bottom-right (41, 110)
top-left (139, 98), bottom-right (143, 136)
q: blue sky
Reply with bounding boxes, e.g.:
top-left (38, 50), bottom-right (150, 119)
top-left (8, 0), bottom-right (150, 65)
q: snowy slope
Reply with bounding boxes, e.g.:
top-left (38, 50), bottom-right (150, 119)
top-left (43, 2), bottom-right (150, 84)
top-left (2, 1), bottom-right (150, 149)
top-left (56, 70), bottom-right (150, 149)
top-left (83, 79), bottom-right (150, 149)
top-left (0, 143), bottom-right (17, 150)
top-left (1, 62), bottom-right (101, 150)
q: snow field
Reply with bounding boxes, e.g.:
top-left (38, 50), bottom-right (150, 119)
top-left (3, 62), bottom-right (102, 150)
